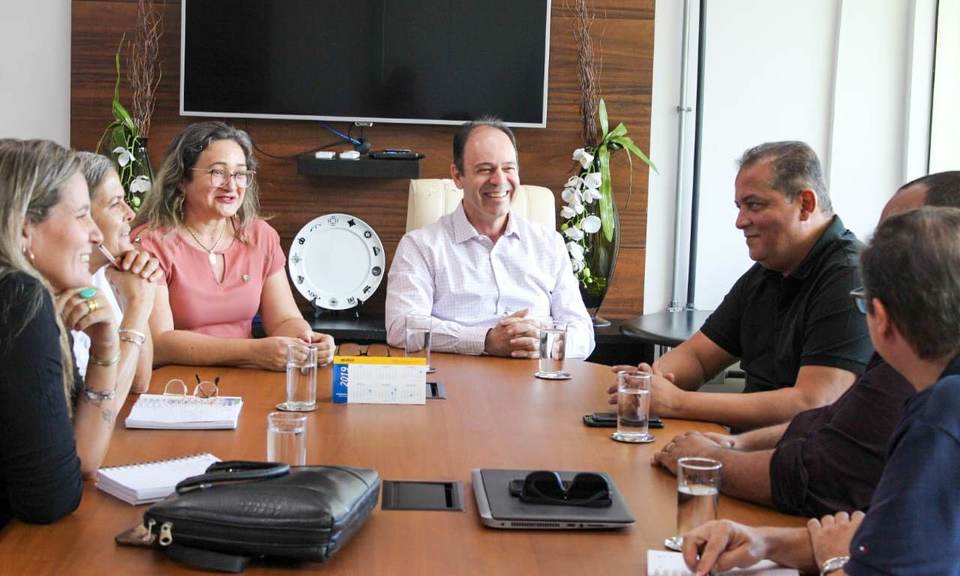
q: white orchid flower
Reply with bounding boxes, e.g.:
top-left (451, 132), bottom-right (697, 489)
top-left (567, 242), bottom-right (585, 261)
top-left (575, 202), bottom-right (585, 215)
top-left (571, 258), bottom-right (585, 273)
top-left (564, 226), bottom-right (584, 241)
top-left (565, 175), bottom-right (582, 190)
top-left (130, 175), bottom-right (151, 194)
top-left (561, 187), bottom-right (583, 205)
top-left (583, 188), bottom-right (602, 204)
top-left (112, 146), bottom-right (134, 167)
top-left (581, 215), bottom-right (602, 234)
top-left (583, 171), bottom-right (602, 190)
top-left (560, 205), bottom-right (577, 220)
top-left (572, 148), bottom-right (594, 170)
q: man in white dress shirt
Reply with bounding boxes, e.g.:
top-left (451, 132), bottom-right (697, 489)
top-left (385, 118), bottom-right (595, 358)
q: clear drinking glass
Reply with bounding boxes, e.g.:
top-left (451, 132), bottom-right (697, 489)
top-left (266, 412), bottom-right (307, 466)
top-left (535, 321), bottom-right (570, 379)
top-left (611, 371), bottom-right (654, 443)
top-left (282, 344), bottom-right (317, 411)
top-left (665, 457), bottom-right (722, 551)
top-left (405, 314), bottom-right (434, 372)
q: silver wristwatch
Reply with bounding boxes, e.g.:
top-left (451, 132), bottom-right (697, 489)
top-left (820, 555), bottom-right (850, 575)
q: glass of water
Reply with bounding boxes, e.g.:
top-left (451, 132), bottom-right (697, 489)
top-left (266, 412), bottom-right (307, 466)
top-left (280, 344), bottom-right (317, 411)
top-left (611, 371), bottom-right (654, 443)
top-left (665, 457), bottom-right (722, 551)
top-left (535, 321), bottom-right (571, 379)
top-left (405, 314), bottom-right (434, 372)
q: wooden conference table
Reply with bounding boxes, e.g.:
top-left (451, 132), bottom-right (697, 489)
top-left (0, 354), bottom-right (804, 575)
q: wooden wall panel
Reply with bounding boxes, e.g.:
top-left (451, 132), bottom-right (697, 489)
top-left (71, 0), bottom-right (655, 320)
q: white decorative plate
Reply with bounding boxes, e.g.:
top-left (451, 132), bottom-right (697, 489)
top-left (288, 213), bottom-right (386, 310)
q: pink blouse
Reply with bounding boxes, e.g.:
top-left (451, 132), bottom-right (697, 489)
top-left (133, 219), bottom-right (285, 338)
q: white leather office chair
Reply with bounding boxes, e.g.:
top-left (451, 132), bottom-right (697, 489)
top-left (405, 178), bottom-right (557, 232)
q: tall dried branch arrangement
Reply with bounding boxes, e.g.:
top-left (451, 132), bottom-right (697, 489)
top-left (129, 0), bottom-right (163, 137)
top-left (571, 0), bottom-right (602, 148)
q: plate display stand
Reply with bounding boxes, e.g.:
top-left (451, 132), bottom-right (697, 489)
top-left (311, 299), bottom-right (365, 320)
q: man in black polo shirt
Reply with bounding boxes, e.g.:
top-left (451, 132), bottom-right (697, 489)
top-left (650, 171), bottom-right (960, 517)
top-left (613, 141), bottom-right (872, 431)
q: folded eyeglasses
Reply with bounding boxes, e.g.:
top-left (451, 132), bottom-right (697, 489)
top-left (336, 342), bottom-right (391, 357)
top-left (163, 374), bottom-right (220, 399)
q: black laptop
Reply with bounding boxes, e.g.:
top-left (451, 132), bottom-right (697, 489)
top-left (471, 469), bottom-right (635, 530)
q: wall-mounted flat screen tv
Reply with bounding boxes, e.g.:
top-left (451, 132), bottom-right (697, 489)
top-left (181, 0), bottom-right (551, 127)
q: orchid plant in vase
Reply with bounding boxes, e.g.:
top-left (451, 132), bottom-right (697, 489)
top-left (560, 98), bottom-right (654, 313)
top-left (96, 0), bottom-right (162, 211)
top-left (97, 39), bottom-right (152, 209)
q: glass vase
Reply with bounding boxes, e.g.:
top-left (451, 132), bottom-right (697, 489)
top-left (578, 196), bottom-right (620, 327)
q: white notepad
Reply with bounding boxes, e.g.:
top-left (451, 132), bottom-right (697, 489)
top-left (96, 453), bottom-right (220, 505)
top-left (125, 394), bottom-right (243, 429)
top-left (647, 550), bottom-right (799, 576)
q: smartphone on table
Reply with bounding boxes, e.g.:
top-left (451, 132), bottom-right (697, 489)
top-left (582, 412), bottom-right (663, 428)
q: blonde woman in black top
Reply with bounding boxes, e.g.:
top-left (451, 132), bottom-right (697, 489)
top-left (0, 140), bottom-right (126, 527)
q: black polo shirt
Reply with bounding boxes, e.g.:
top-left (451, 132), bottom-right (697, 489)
top-left (700, 215), bottom-right (873, 394)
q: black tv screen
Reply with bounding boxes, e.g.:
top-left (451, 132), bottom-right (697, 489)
top-left (181, 0), bottom-right (551, 127)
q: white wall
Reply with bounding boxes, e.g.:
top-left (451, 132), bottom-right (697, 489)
top-left (645, 0), bottom-right (937, 312)
top-left (0, 1), bottom-right (71, 144)
top-left (930, 0), bottom-right (960, 171)
top-left (643, 0), bottom-right (695, 314)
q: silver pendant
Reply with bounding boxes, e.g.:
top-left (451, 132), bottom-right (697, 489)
top-left (208, 252), bottom-right (217, 265)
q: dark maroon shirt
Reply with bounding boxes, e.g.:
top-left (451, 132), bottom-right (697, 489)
top-left (770, 353), bottom-right (914, 516)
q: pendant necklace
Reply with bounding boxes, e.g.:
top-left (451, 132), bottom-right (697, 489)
top-left (186, 220), bottom-right (226, 265)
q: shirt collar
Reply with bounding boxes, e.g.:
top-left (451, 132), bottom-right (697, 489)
top-left (786, 215), bottom-right (846, 281)
top-left (941, 354), bottom-right (960, 380)
top-left (450, 202), bottom-right (522, 244)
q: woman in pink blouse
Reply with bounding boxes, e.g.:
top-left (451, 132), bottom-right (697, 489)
top-left (132, 122), bottom-right (334, 370)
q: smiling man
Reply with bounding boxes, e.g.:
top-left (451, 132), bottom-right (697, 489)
top-left (385, 118), bottom-right (594, 358)
top-left (614, 141), bottom-right (872, 430)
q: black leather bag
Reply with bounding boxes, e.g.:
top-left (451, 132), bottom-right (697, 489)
top-left (142, 462), bottom-right (380, 572)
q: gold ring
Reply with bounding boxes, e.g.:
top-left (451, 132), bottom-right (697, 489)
top-left (87, 299), bottom-right (100, 314)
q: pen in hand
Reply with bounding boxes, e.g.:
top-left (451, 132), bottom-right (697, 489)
top-left (97, 244), bottom-right (120, 269)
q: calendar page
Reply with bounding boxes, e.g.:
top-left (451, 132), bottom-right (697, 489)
top-left (331, 356), bottom-right (428, 405)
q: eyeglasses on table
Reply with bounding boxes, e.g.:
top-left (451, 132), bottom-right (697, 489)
top-left (336, 342), bottom-right (391, 357)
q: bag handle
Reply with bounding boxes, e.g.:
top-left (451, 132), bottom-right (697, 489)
top-left (175, 461), bottom-right (290, 494)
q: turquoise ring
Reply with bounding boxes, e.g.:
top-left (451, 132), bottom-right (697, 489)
top-left (78, 287), bottom-right (97, 299)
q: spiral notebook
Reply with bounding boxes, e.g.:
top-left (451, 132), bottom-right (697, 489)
top-left (96, 453), bottom-right (220, 505)
top-left (647, 550), bottom-right (799, 575)
top-left (125, 394), bottom-right (243, 429)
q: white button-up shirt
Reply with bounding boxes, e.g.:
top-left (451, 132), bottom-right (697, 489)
top-left (385, 203), bottom-right (595, 358)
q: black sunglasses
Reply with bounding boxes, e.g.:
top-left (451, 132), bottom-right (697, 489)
top-left (509, 470), bottom-right (612, 508)
top-left (850, 288), bottom-right (869, 314)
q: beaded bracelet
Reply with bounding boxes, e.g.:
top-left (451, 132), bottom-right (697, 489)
top-left (82, 385), bottom-right (116, 402)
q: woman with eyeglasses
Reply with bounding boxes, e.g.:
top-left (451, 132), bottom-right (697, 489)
top-left (0, 140), bottom-right (128, 527)
top-left (132, 122), bottom-right (334, 370)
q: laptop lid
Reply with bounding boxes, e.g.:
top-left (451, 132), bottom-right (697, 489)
top-left (472, 469), bottom-right (635, 530)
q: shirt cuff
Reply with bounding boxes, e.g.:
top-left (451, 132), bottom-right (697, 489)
top-left (455, 325), bottom-right (489, 356)
top-left (769, 437), bottom-right (810, 515)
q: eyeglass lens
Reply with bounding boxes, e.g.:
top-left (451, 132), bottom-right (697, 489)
top-left (209, 168), bottom-right (253, 189)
